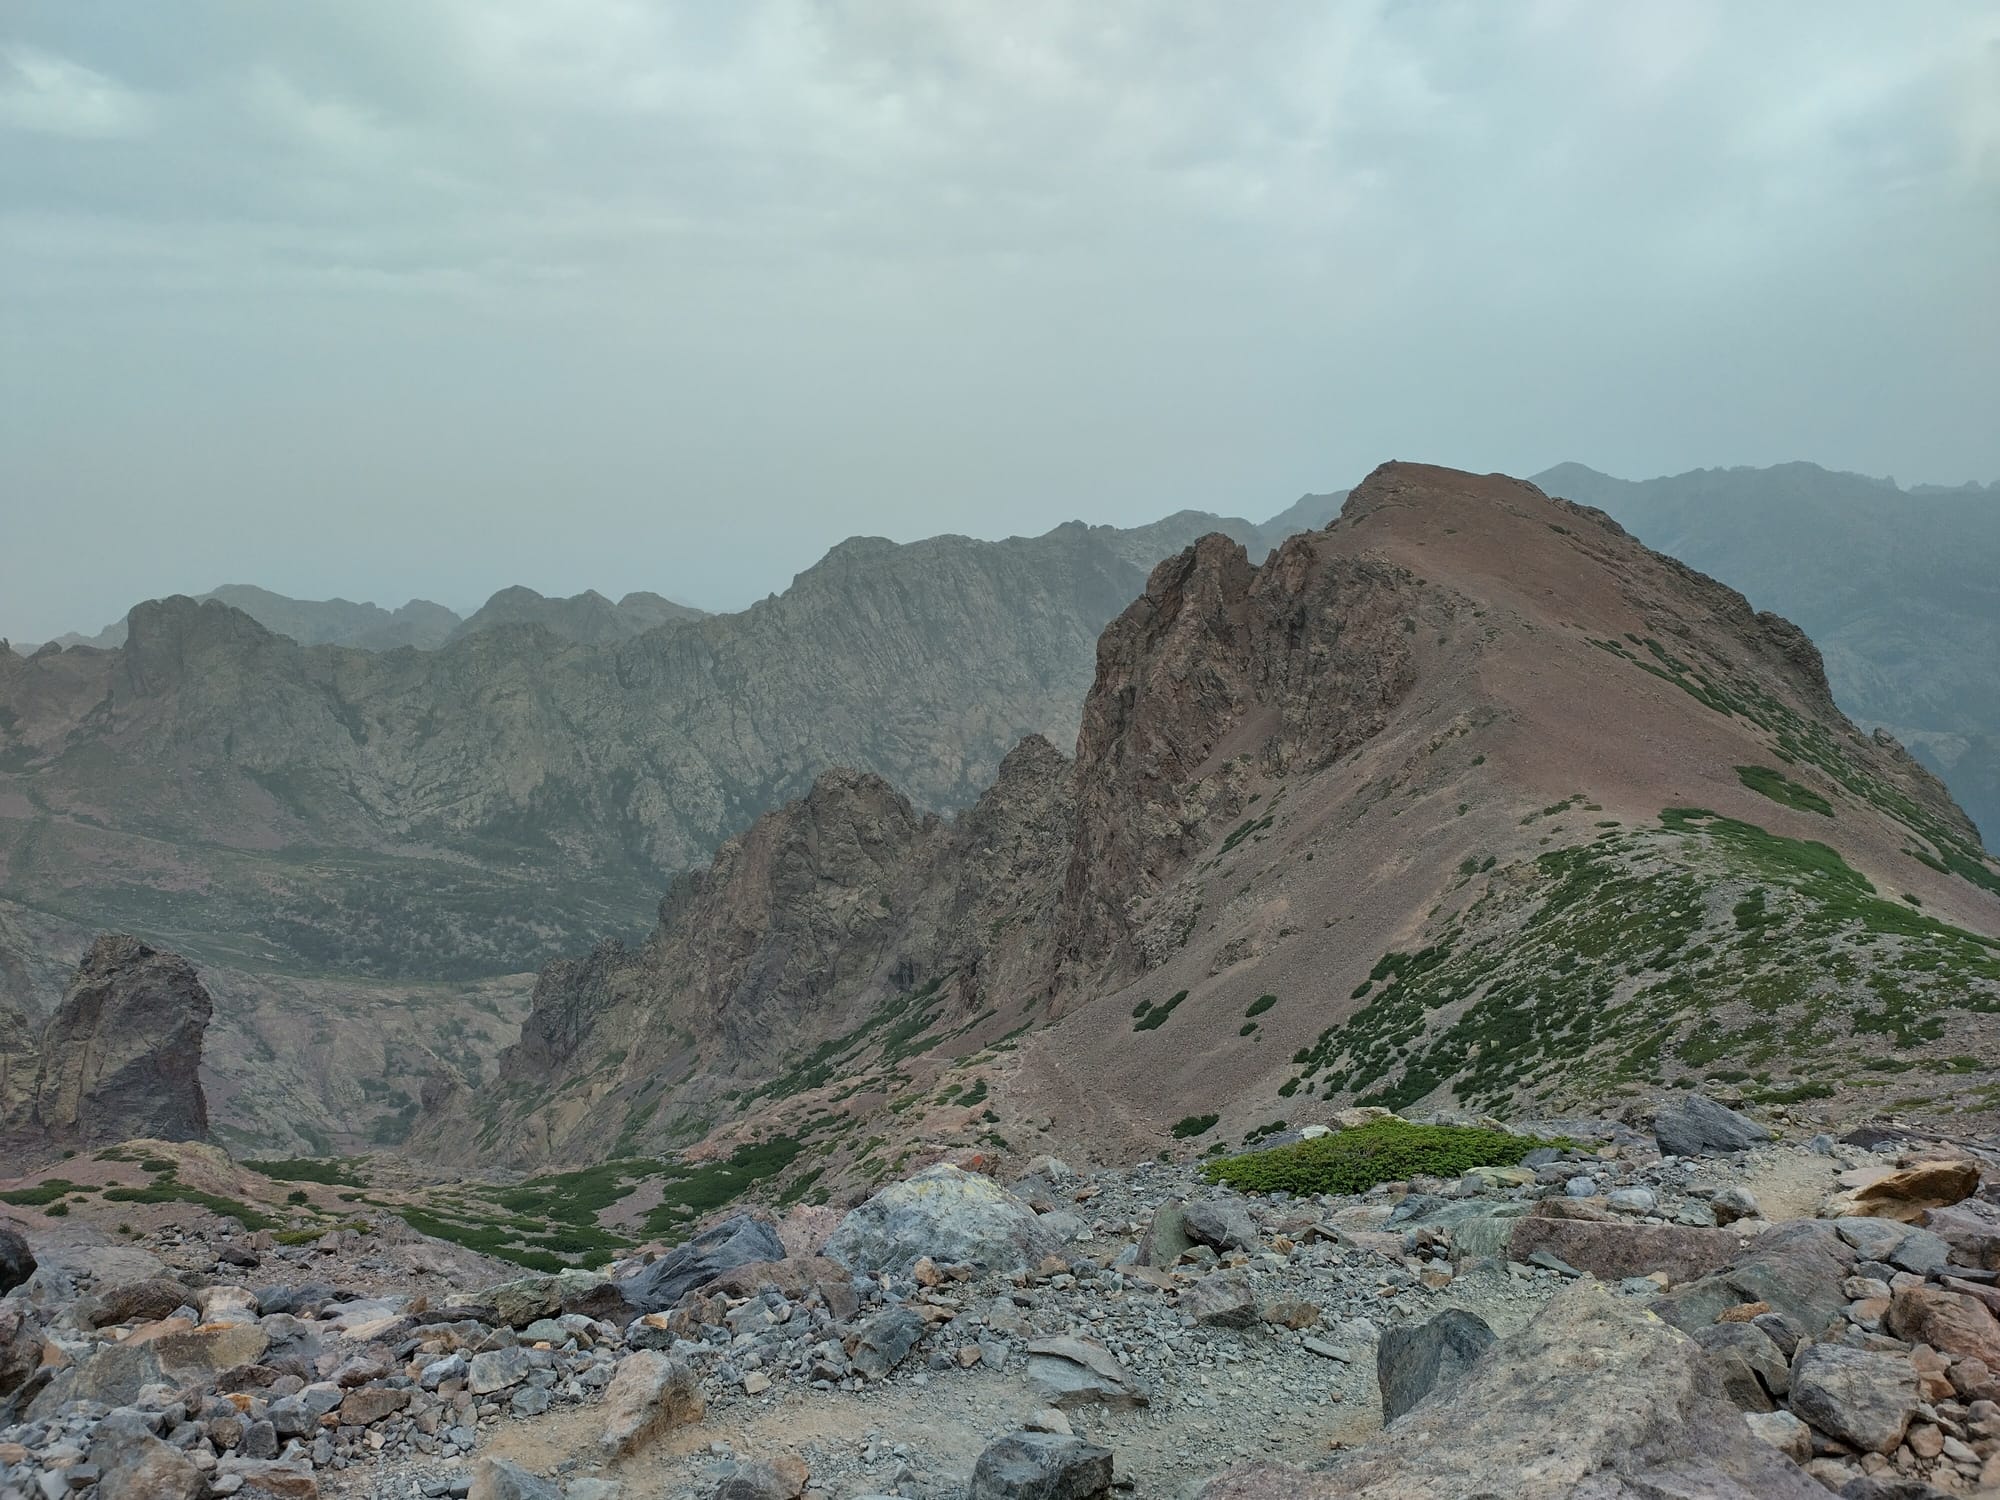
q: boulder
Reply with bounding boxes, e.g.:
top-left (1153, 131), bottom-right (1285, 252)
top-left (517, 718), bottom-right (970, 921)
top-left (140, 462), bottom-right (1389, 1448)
top-left (466, 1346), bottom-right (532, 1394)
top-left (1653, 1093), bottom-right (1772, 1157)
top-left (1026, 1336), bottom-right (1149, 1409)
top-left (1712, 1186), bottom-right (1761, 1226)
top-left (1194, 1281), bottom-right (1820, 1498)
top-left (469, 1458), bottom-right (560, 1500)
top-left (0, 1228), bottom-right (34, 1294)
top-left (1137, 1202), bottom-right (1194, 1267)
top-left (712, 1458), bottom-right (809, 1500)
top-left (1690, 1322), bottom-right (1788, 1411)
top-left (850, 1307), bottom-right (925, 1379)
top-left (1833, 1159), bottom-right (1981, 1223)
top-left (1744, 1409), bottom-right (1813, 1464)
top-left (599, 1351), bottom-right (704, 1458)
top-left (824, 1165), bottom-right (1060, 1275)
top-left (1186, 1273), bottom-right (1260, 1328)
top-left (1376, 1308), bottom-right (1495, 1424)
top-left (1885, 1283), bottom-right (2000, 1367)
top-left (970, 1431), bottom-right (1114, 1500)
top-left (1788, 1343), bottom-right (1917, 1455)
top-left (616, 1214), bottom-right (786, 1315)
top-left (1183, 1196), bottom-right (1259, 1253)
top-left (1923, 1202), bottom-right (2000, 1269)
top-left (30, 1319), bottom-right (268, 1416)
top-left (1652, 1220), bottom-right (1857, 1340)
top-left (88, 1277), bottom-right (193, 1327)
top-left (462, 1268), bottom-right (606, 1328)
top-left (1508, 1200), bottom-right (1744, 1281)
top-left (96, 1429), bottom-right (205, 1500)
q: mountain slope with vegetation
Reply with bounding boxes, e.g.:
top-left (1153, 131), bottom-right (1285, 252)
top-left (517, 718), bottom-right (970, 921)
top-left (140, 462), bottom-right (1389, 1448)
top-left (1533, 461), bottom-right (2000, 843)
top-left (411, 463), bottom-right (2000, 1198)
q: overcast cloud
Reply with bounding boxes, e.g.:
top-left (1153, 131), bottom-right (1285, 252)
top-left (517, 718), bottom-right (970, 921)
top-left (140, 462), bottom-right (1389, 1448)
top-left (3, 2), bottom-right (1997, 641)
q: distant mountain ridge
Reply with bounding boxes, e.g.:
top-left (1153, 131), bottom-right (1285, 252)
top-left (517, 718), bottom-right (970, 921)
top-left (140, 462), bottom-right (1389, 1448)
top-left (0, 497), bottom-right (1332, 1151)
top-left (1532, 461), bottom-right (2000, 841)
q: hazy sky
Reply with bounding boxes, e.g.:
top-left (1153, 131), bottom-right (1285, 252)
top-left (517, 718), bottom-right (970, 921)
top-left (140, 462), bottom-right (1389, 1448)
top-left (4, 3), bottom-right (1997, 641)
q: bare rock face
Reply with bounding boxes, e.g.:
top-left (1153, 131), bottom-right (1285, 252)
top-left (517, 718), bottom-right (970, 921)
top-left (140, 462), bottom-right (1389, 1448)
top-left (29, 936), bottom-right (211, 1149)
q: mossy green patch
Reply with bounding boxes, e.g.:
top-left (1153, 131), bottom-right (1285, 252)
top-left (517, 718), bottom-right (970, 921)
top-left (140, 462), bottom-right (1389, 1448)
top-left (1202, 1121), bottom-right (1551, 1196)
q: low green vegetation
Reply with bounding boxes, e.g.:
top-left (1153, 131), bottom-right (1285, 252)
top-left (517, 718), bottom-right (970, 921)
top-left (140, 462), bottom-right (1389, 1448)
top-left (1133, 990), bottom-right (1189, 1032)
top-left (1284, 808), bottom-right (2000, 1117)
top-left (246, 1157), bottom-right (367, 1187)
top-left (1736, 764), bottom-right (1834, 816)
top-left (1245, 994), bottom-right (1277, 1018)
top-left (1202, 1120), bottom-right (1550, 1196)
top-left (642, 1136), bottom-right (804, 1237)
top-left (1171, 1113), bottom-right (1219, 1139)
top-left (102, 1181), bottom-right (278, 1232)
top-left (0, 1179), bottom-right (91, 1207)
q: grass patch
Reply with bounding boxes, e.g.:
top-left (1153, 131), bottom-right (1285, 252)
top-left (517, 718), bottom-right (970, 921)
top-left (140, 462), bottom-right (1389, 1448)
top-left (642, 1136), bottom-right (805, 1238)
top-left (1737, 765), bottom-right (1834, 817)
top-left (0, 1179), bottom-right (91, 1207)
top-left (246, 1157), bottom-right (367, 1188)
top-left (1202, 1120), bottom-right (1551, 1196)
top-left (102, 1183), bottom-right (278, 1232)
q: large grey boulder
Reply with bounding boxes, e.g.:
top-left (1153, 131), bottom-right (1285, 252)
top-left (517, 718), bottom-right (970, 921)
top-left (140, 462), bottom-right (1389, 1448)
top-left (1789, 1344), bottom-right (1917, 1455)
top-left (1194, 1280), bottom-right (1823, 1499)
top-left (1653, 1092), bottom-right (1772, 1157)
top-left (824, 1164), bottom-right (1060, 1274)
top-left (970, 1431), bottom-right (1114, 1500)
top-left (1025, 1336), bottom-right (1150, 1409)
top-left (851, 1307), bottom-right (926, 1380)
top-left (615, 1214), bottom-right (785, 1315)
top-left (0, 1229), bottom-right (34, 1295)
top-left (1652, 1220), bottom-right (1857, 1341)
top-left (1376, 1308), bottom-right (1495, 1424)
top-left (1183, 1196), bottom-right (1259, 1253)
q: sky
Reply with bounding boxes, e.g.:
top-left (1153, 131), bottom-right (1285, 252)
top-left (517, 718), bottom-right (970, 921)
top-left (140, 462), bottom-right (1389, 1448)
top-left (3, 3), bottom-right (1998, 642)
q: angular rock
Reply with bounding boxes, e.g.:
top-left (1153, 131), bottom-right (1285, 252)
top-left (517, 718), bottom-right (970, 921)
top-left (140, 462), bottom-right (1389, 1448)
top-left (88, 1277), bottom-right (193, 1328)
top-left (337, 1386), bottom-right (409, 1425)
top-left (0, 1228), bottom-right (34, 1295)
top-left (1137, 1202), bottom-right (1194, 1268)
top-left (1924, 1203), bottom-right (2000, 1269)
top-left (1376, 1308), bottom-right (1496, 1424)
top-left (470, 1458), bottom-right (560, 1500)
top-left (851, 1306), bottom-right (925, 1380)
top-left (1026, 1336), bottom-right (1149, 1409)
top-left (96, 1429), bottom-right (205, 1500)
top-left (1885, 1283), bottom-right (2000, 1367)
top-left (1183, 1196), bottom-right (1259, 1254)
top-left (824, 1165), bottom-right (1060, 1275)
top-left (1712, 1186), bottom-right (1761, 1226)
top-left (467, 1346), bottom-right (533, 1394)
top-left (1652, 1220), bottom-right (1858, 1341)
top-left (1744, 1408), bottom-right (1812, 1464)
top-left (1195, 1281), bottom-right (1820, 1498)
top-left (598, 1351), bottom-right (704, 1458)
top-left (1691, 1322), bottom-right (1788, 1411)
top-left (1835, 1160), bottom-right (1981, 1224)
top-left (970, 1431), bottom-right (1114, 1500)
top-left (1509, 1201), bottom-right (1744, 1282)
top-left (616, 1214), bottom-right (786, 1315)
top-left (1789, 1343), bottom-right (1917, 1454)
top-left (712, 1458), bottom-right (808, 1500)
top-left (31, 1319), bottom-right (269, 1416)
top-left (1653, 1092), bottom-right (1772, 1157)
top-left (1186, 1273), bottom-right (1259, 1328)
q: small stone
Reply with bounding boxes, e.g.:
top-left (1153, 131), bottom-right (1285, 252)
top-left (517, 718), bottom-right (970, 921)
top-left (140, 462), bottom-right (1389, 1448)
top-left (743, 1372), bottom-right (771, 1395)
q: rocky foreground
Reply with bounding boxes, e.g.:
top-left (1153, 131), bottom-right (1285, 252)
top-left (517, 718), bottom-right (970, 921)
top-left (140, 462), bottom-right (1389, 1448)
top-left (3, 1097), bottom-right (2000, 1499)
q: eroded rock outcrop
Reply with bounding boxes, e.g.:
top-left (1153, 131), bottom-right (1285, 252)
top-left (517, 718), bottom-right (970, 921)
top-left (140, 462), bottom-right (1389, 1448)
top-left (2, 936), bottom-right (211, 1158)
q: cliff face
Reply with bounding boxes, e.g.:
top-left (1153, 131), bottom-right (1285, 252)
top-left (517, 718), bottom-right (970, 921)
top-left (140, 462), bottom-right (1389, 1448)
top-left (416, 462), bottom-right (2000, 1179)
top-left (0, 935), bottom-right (212, 1161)
top-left (0, 513), bottom-right (1276, 1150)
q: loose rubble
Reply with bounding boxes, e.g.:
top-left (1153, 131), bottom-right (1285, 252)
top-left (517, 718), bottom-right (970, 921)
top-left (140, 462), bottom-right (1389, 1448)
top-left (3, 1095), bottom-right (1999, 1499)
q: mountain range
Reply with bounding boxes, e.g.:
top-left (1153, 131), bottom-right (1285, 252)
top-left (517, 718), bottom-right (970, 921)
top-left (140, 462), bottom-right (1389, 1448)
top-left (0, 497), bottom-right (1342, 1152)
top-left (409, 462), bottom-right (2000, 1193)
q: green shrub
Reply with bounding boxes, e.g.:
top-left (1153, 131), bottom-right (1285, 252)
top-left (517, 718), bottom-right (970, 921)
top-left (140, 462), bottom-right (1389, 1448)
top-left (44, 1202), bottom-right (69, 1217)
top-left (286, 1190), bottom-right (310, 1205)
top-left (1239, 1022), bottom-right (1259, 1037)
top-left (1245, 994), bottom-right (1278, 1018)
top-left (1201, 1120), bottom-right (1551, 1196)
top-left (1736, 765), bottom-right (1834, 817)
top-left (0, 1179), bottom-right (88, 1206)
top-left (1171, 1113), bottom-right (1219, 1139)
top-left (246, 1157), bottom-right (366, 1187)
top-left (1133, 991), bottom-right (1189, 1033)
